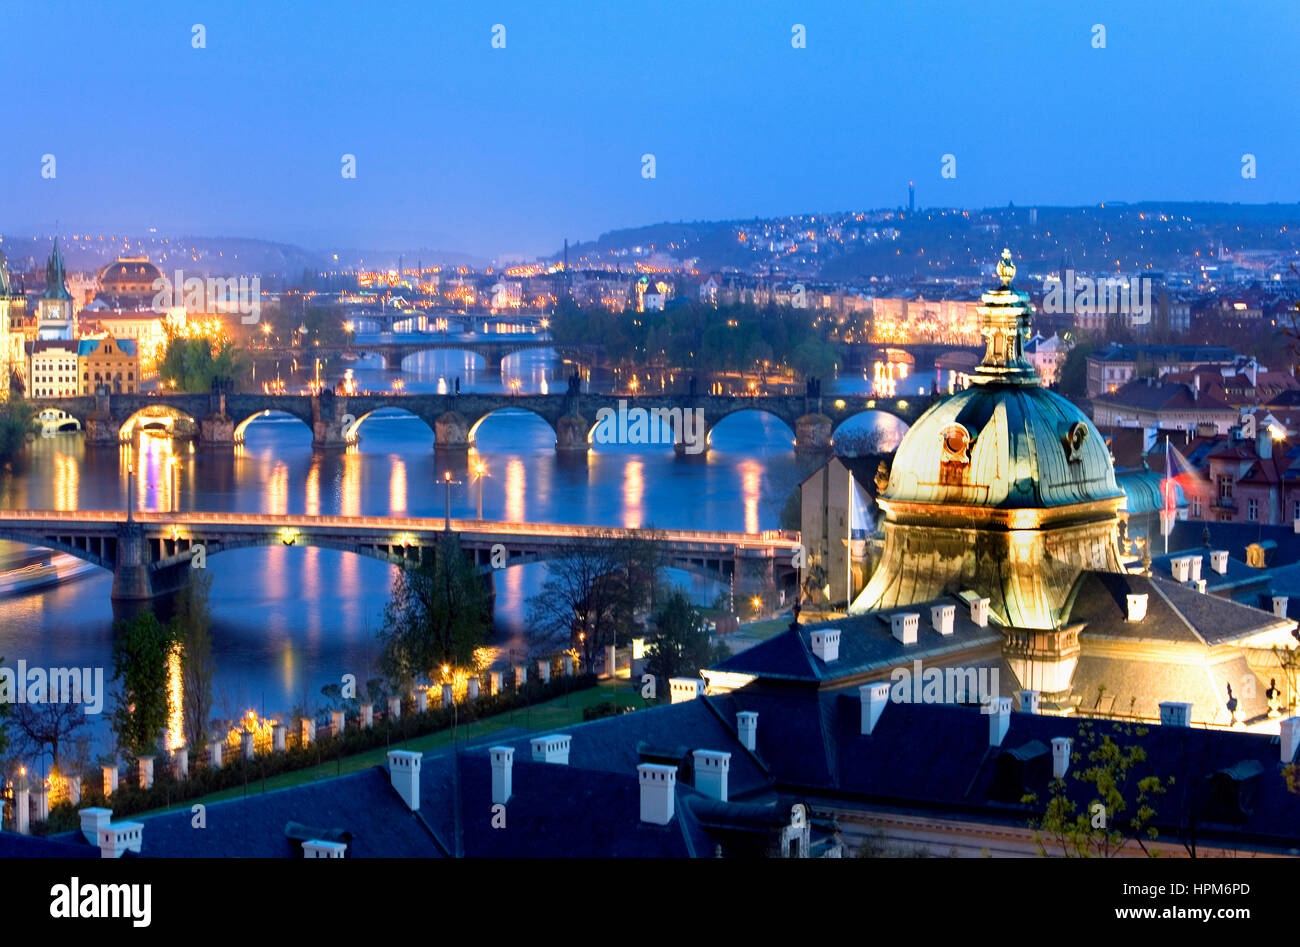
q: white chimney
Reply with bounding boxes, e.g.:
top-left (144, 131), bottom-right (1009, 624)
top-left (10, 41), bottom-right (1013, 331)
top-left (241, 732), bottom-right (254, 760)
top-left (1210, 549), bottom-right (1229, 574)
top-left (1020, 690), bottom-right (1039, 714)
top-left (859, 681), bottom-right (891, 735)
top-left (68, 774), bottom-right (82, 806)
top-left (737, 711), bottom-right (758, 751)
top-left (1126, 593), bottom-right (1149, 622)
top-left (1051, 737), bottom-right (1072, 778)
top-left (810, 629), bottom-right (841, 662)
top-left (303, 839), bottom-right (347, 858)
top-left (440, 683), bottom-right (453, 709)
top-left (1195, 578), bottom-right (1207, 594)
top-left (1274, 596), bottom-right (1289, 619)
top-left (80, 806), bottom-right (112, 845)
top-left (209, 741), bottom-right (223, 769)
top-left (139, 756), bottom-right (154, 789)
top-left (530, 734), bottom-right (572, 765)
top-left (1281, 716), bottom-right (1300, 763)
top-left (1171, 557), bottom-right (1191, 582)
top-left (970, 597), bottom-right (990, 627)
top-left (98, 822), bottom-right (144, 858)
top-left (670, 678), bottom-right (705, 703)
top-left (693, 750), bottom-right (730, 802)
top-left (387, 750), bottom-right (421, 811)
top-left (536, 659), bottom-right (551, 683)
top-left (891, 612), bottom-right (919, 645)
top-left (1188, 556), bottom-right (1203, 581)
top-left (931, 604), bottom-right (955, 635)
top-left (489, 746), bottom-right (513, 805)
top-left (637, 763), bottom-right (677, 825)
top-left (467, 678), bottom-right (480, 700)
top-left (1159, 701), bottom-right (1192, 727)
top-left (988, 697), bottom-right (1012, 747)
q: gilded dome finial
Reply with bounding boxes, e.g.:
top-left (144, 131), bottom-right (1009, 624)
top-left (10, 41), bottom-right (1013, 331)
top-left (996, 248), bottom-right (1015, 287)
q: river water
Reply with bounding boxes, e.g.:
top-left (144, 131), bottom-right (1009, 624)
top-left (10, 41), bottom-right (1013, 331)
top-left (0, 348), bottom-right (918, 752)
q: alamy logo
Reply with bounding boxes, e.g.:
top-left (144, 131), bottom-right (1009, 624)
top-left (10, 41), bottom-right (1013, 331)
top-left (889, 660), bottom-right (999, 710)
top-left (1042, 269), bottom-right (1151, 325)
top-left (592, 399), bottom-right (706, 454)
top-left (151, 270), bottom-right (262, 324)
top-left (0, 661), bottom-right (104, 714)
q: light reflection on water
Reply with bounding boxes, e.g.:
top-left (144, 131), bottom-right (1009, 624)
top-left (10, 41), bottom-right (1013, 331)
top-left (0, 348), bottom-right (909, 749)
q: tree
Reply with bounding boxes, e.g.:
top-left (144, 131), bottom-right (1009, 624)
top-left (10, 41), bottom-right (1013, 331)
top-left (0, 395), bottom-right (33, 466)
top-left (175, 574), bottom-right (217, 752)
top-left (111, 610), bottom-right (180, 759)
top-left (644, 591), bottom-right (729, 687)
top-left (1025, 719), bottom-right (1171, 857)
top-left (377, 533), bottom-right (492, 691)
top-left (10, 702), bottom-right (89, 772)
top-left (1056, 340), bottom-right (1095, 398)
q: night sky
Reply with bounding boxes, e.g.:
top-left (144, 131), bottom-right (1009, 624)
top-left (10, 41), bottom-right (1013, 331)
top-left (2, 0), bottom-right (1295, 258)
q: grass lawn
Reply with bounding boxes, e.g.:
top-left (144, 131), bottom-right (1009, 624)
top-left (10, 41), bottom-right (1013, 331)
top-left (141, 679), bottom-right (647, 815)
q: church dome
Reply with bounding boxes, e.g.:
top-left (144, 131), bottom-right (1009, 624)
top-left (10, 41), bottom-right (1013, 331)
top-left (98, 258), bottom-right (164, 300)
top-left (881, 249), bottom-right (1122, 512)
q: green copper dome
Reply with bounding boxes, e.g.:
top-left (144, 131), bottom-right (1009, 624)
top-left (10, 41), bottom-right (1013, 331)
top-left (881, 249), bottom-right (1122, 510)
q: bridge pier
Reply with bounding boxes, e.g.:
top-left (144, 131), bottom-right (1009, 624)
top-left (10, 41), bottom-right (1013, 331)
top-left (733, 552), bottom-right (777, 613)
top-left (555, 414), bottom-right (588, 453)
top-left (795, 413), bottom-right (833, 456)
top-left (435, 411), bottom-right (470, 450)
top-left (200, 413), bottom-right (235, 446)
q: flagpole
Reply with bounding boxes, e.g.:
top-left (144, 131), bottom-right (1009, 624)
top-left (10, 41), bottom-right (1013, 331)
top-left (1164, 433), bottom-right (1170, 556)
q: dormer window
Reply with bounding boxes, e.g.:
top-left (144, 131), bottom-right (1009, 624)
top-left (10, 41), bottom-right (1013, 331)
top-left (1061, 421), bottom-right (1089, 462)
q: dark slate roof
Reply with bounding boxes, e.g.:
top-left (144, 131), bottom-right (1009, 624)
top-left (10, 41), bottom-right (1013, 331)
top-left (1064, 570), bottom-right (1290, 647)
top-left (1067, 652), bottom-right (1267, 725)
top-left (1091, 344), bottom-right (1239, 365)
top-left (1092, 378), bottom-right (1235, 414)
top-left (0, 830), bottom-right (99, 858)
top-left (50, 766), bottom-right (444, 858)
top-left (1165, 521), bottom-right (1300, 568)
top-left (709, 600), bottom-right (1002, 683)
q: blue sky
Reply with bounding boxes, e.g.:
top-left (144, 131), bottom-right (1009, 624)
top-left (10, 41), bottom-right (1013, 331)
top-left (2, 0), bottom-right (1296, 258)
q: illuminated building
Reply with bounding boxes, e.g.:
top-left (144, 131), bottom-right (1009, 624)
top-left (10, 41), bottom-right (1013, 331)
top-left (36, 238), bottom-right (76, 341)
top-left (26, 340), bottom-right (80, 397)
top-left (854, 250), bottom-right (1126, 631)
top-left (78, 334), bottom-right (139, 394)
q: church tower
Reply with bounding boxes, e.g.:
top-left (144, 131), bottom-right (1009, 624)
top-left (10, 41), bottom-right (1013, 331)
top-left (37, 238), bottom-right (76, 341)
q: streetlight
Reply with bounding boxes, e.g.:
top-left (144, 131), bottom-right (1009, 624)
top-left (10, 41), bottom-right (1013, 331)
top-left (473, 461), bottom-right (487, 520)
top-left (442, 470), bottom-right (462, 530)
top-left (169, 457), bottom-right (180, 512)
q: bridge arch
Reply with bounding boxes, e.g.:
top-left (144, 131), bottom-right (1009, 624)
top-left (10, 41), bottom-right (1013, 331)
top-left (233, 409), bottom-right (313, 444)
top-left (118, 406), bottom-right (198, 442)
top-left (0, 528), bottom-right (114, 571)
top-left (33, 408), bottom-right (82, 435)
top-left (705, 407), bottom-right (798, 452)
top-left (829, 409), bottom-right (911, 454)
top-left (466, 406), bottom-right (558, 449)
top-left (339, 405), bottom-right (434, 443)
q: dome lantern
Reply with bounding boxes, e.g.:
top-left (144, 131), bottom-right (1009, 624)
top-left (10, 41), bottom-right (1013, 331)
top-left (972, 248), bottom-right (1037, 386)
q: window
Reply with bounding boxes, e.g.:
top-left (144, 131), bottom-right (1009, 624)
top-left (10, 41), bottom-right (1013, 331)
top-left (1248, 498), bottom-right (1259, 521)
top-left (1217, 476), bottom-right (1233, 500)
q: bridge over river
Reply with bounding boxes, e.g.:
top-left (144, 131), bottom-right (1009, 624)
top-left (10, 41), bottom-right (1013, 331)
top-left (29, 386), bottom-right (932, 455)
top-left (0, 509), bottom-right (802, 604)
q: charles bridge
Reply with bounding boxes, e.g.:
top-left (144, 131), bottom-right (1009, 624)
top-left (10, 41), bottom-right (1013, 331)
top-left (29, 382), bottom-right (932, 455)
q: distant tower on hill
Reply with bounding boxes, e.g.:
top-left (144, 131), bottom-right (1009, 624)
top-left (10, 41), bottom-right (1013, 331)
top-left (908, 181), bottom-right (915, 214)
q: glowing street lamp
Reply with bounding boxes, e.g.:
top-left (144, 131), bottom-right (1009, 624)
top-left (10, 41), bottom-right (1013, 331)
top-left (473, 460), bottom-right (487, 520)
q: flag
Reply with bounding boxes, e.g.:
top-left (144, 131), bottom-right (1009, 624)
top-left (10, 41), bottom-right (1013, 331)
top-left (1161, 439), bottom-right (1181, 537)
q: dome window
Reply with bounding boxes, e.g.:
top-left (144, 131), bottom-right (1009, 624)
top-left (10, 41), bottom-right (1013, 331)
top-left (939, 423), bottom-right (972, 465)
top-left (1061, 421), bottom-right (1089, 462)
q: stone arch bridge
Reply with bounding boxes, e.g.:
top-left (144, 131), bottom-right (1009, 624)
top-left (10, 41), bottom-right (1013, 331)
top-left (0, 509), bottom-right (801, 605)
top-left (29, 387), bottom-right (932, 455)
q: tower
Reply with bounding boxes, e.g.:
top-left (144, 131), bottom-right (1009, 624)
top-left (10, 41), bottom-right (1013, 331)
top-left (37, 238), bottom-right (75, 341)
top-left (908, 181), bottom-right (915, 214)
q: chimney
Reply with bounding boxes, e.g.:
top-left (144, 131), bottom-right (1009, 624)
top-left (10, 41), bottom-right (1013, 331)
top-left (530, 734), bottom-right (572, 765)
top-left (988, 697), bottom-right (1012, 747)
top-left (1195, 578), bottom-right (1207, 594)
top-left (387, 695), bottom-right (402, 721)
top-left (387, 750), bottom-right (421, 811)
top-left (138, 756), bottom-right (155, 789)
top-left (1126, 593), bottom-right (1149, 622)
top-left (1210, 549), bottom-right (1229, 574)
top-left (467, 678), bottom-right (480, 700)
top-left (1171, 557), bottom-right (1190, 583)
top-left (670, 678), bottom-right (705, 703)
top-left (931, 604), bottom-right (955, 635)
top-left (303, 839), bottom-right (347, 859)
top-left (1159, 701), bottom-right (1192, 727)
top-left (1281, 716), bottom-right (1300, 763)
top-left (737, 711), bottom-right (758, 751)
top-left (970, 597), bottom-right (990, 627)
top-left (637, 763), bottom-right (677, 825)
top-left (1020, 690), bottom-right (1039, 714)
top-left (1188, 555), bottom-right (1202, 582)
top-left (80, 806), bottom-right (112, 845)
top-left (860, 681), bottom-right (891, 735)
top-left (209, 741), bottom-right (223, 769)
top-left (440, 683), bottom-right (453, 709)
top-left (1051, 737), bottom-right (1072, 778)
top-left (98, 822), bottom-right (144, 859)
top-left (489, 746), bottom-right (513, 805)
top-left (1258, 432), bottom-right (1272, 460)
top-left (68, 774), bottom-right (82, 806)
top-left (1274, 596), bottom-right (1289, 619)
top-left (810, 629), bottom-right (841, 662)
top-left (692, 750), bottom-right (730, 802)
top-left (890, 612), bottom-right (919, 645)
